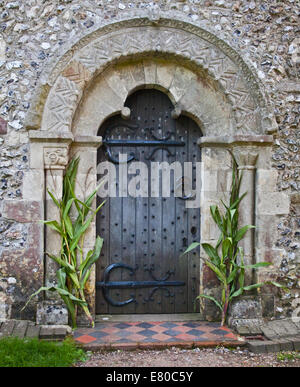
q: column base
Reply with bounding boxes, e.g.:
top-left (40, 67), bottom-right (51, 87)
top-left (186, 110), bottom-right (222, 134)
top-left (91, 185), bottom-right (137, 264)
top-left (228, 295), bottom-right (262, 328)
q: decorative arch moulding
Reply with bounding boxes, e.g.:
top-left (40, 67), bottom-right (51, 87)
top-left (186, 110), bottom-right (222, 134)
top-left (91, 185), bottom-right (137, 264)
top-left (24, 14), bottom-right (277, 139)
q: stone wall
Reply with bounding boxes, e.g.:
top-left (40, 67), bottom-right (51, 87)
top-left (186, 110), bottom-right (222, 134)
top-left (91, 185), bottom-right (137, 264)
top-left (0, 0), bottom-right (299, 322)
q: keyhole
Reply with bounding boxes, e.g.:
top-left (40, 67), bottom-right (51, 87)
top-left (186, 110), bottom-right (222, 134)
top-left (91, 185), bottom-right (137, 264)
top-left (182, 237), bottom-right (187, 247)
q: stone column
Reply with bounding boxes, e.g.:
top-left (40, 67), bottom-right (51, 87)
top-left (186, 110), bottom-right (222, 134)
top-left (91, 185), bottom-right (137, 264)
top-left (43, 147), bottom-right (69, 291)
top-left (28, 131), bottom-right (73, 324)
top-left (233, 149), bottom-right (258, 286)
top-left (36, 145), bottom-right (72, 325)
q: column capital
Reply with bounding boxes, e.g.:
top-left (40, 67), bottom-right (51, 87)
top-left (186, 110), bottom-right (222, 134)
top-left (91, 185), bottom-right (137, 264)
top-left (233, 149), bottom-right (259, 170)
top-left (44, 146), bottom-right (69, 170)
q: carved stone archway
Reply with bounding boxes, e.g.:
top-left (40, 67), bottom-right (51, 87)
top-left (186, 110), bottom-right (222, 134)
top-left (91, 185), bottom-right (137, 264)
top-left (26, 13), bottom-right (277, 324)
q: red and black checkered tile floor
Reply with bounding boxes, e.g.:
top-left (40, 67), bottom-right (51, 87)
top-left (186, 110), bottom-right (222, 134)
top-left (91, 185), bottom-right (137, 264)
top-left (74, 321), bottom-right (243, 349)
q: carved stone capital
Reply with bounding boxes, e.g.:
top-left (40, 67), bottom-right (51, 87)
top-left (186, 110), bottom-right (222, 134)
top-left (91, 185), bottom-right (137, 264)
top-left (44, 147), bottom-right (69, 169)
top-left (233, 149), bottom-right (258, 170)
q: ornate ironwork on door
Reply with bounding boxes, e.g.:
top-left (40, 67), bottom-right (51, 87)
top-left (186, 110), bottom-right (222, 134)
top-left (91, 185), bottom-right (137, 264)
top-left (96, 263), bottom-right (185, 307)
top-left (102, 123), bottom-right (186, 164)
top-left (96, 89), bottom-right (202, 314)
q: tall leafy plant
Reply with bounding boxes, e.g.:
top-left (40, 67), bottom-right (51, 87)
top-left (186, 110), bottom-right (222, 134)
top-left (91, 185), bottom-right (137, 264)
top-left (184, 150), bottom-right (284, 326)
top-left (23, 157), bottom-right (105, 328)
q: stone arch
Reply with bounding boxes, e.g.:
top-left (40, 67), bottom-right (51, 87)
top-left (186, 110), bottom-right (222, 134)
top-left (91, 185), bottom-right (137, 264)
top-left (72, 59), bottom-right (235, 137)
top-left (25, 13), bottom-right (277, 136)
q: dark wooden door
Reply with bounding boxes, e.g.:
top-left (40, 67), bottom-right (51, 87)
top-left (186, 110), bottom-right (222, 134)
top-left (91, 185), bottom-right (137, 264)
top-left (96, 89), bottom-right (201, 314)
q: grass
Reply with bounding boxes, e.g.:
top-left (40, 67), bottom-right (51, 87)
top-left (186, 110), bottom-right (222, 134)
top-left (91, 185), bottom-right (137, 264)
top-left (276, 351), bottom-right (300, 362)
top-left (0, 336), bottom-right (87, 367)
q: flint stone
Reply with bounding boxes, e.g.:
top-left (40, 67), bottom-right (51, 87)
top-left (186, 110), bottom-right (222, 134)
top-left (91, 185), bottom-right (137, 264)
top-left (36, 301), bottom-right (68, 325)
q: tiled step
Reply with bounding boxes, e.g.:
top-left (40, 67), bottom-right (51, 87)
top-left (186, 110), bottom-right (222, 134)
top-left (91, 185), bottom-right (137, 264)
top-left (74, 321), bottom-right (246, 350)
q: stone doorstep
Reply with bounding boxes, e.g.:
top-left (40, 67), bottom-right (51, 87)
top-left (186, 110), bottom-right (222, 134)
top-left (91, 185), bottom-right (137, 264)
top-left (0, 320), bottom-right (72, 341)
top-left (236, 325), bottom-right (263, 336)
top-left (235, 317), bottom-right (300, 354)
top-left (268, 319), bottom-right (300, 337)
top-left (236, 317), bottom-right (300, 338)
top-left (247, 336), bottom-right (300, 354)
top-left (81, 339), bottom-right (246, 352)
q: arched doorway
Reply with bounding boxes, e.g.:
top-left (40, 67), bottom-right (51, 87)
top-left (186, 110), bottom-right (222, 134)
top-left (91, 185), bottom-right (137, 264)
top-left (26, 15), bottom-right (276, 324)
top-left (96, 89), bottom-right (202, 314)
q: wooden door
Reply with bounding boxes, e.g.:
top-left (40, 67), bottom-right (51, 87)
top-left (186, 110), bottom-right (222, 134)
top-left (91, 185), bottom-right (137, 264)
top-left (96, 89), bottom-right (201, 314)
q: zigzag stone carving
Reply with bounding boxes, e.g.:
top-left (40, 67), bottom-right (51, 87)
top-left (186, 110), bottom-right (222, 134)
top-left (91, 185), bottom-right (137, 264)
top-left (42, 76), bottom-right (81, 132)
top-left (41, 21), bottom-right (273, 135)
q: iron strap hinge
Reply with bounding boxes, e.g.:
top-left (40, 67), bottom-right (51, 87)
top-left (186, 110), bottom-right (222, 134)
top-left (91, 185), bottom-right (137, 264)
top-left (96, 263), bottom-right (185, 307)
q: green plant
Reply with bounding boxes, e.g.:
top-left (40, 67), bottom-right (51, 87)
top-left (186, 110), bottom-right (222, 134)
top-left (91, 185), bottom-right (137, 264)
top-left (184, 150), bottom-right (284, 326)
top-left (22, 157), bottom-right (105, 328)
top-left (0, 336), bottom-right (86, 367)
top-left (277, 351), bottom-right (300, 362)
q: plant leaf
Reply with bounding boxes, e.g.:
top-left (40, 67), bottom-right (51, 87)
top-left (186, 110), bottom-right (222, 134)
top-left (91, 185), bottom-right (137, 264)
top-left (56, 268), bottom-right (67, 289)
top-left (222, 238), bottom-right (232, 259)
top-left (201, 243), bottom-right (220, 266)
top-left (45, 252), bottom-right (76, 273)
top-left (241, 262), bottom-right (271, 269)
top-left (43, 220), bottom-right (62, 234)
top-left (21, 285), bottom-right (86, 311)
top-left (227, 266), bottom-right (238, 284)
top-left (203, 258), bottom-right (226, 283)
top-left (235, 225), bottom-right (256, 242)
top-left (182, 242), bottom-right (200, 255)
top-left (80, 236), bottom-right (104, 281)
top-left (70, 214), bottom-right (94, 251)
top-left (195, 294), bottom-right (222, 311)
top-left (64, 215), bottom-right (74, 238)
top-left (47, 189), bottom-right (60, 208)
top-left (210, 205), bottom-right (224, 232)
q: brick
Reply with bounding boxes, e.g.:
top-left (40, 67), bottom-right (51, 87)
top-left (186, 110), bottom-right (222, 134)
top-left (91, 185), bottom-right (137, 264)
top-left (39, 326), bottom-right (55, 340)
top-left (256, 170), bottom-right (278, 192)
top-left (236, 326), bottom-right (251, 335)
top-left (286, 337), bottom-right (300, 351)
top-left (280, 320), bottom-right (299, 336)
top-left (12, 320), bottom-right (29, 339)
top-left (53, 327), bottom-right (67, 340)
top-left (261, 326), bottom-right (278, 340)
top-left (277, 339), bottom-right (294, 352)
top-left (249, 325), bottom-right (263, 335)
top-left (26, 325), bottom-right (41, 339)
top-left (3, 200), bottom-right (42, 223)
top-left (265, 341), bottom-right (281, 353)
top-left (257, 192), bottom-right (290, 216)
top-left (0, 321), bottom-right (15, 336)
top-left (247, 340), bottom-right (267, 354)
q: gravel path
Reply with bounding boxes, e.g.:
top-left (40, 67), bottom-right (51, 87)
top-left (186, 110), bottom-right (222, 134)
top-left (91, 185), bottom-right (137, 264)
top-left (75, 346), bottom-right (300, 367)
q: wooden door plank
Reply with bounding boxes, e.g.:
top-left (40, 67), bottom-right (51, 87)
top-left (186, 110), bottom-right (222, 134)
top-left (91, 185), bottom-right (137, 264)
top-left (174, 116), bottom-right (189, 313)
top-left (146, 91), bottom-right (163, 314)
top-left (96, 149), bottom-right (109, 314)
top-left (186, 119), bottom-right (201, 313)
top-left (160, 95), bottom-right (176, 314)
